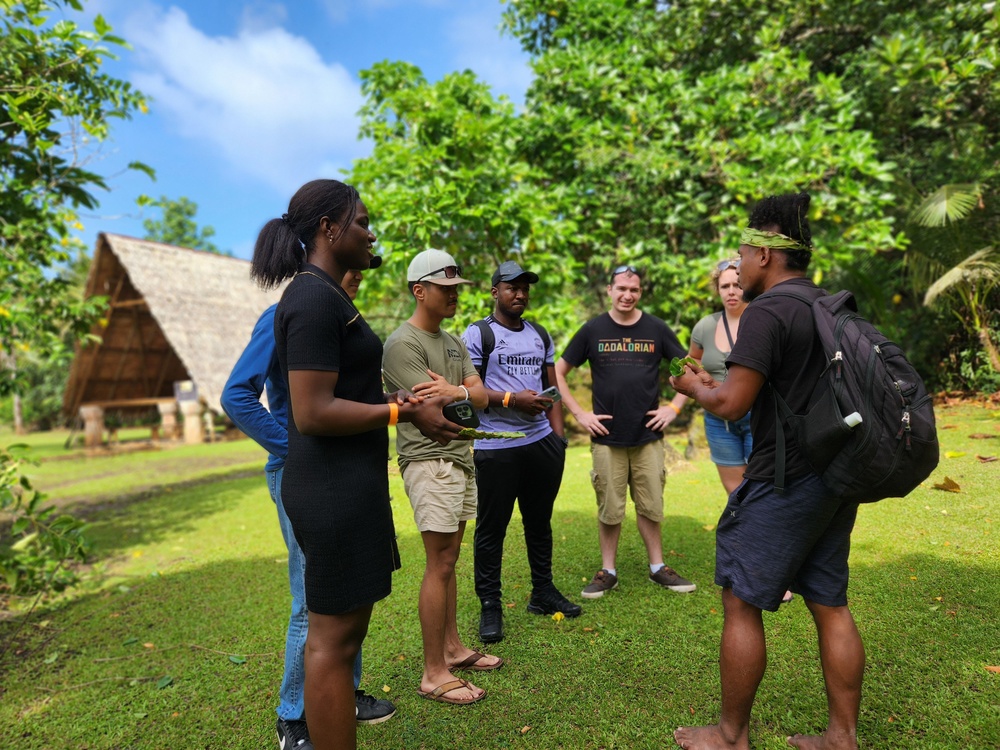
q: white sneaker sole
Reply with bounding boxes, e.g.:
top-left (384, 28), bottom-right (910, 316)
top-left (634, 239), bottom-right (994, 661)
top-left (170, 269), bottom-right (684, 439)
top-left (580, 582), bottom-right (618, 599)
top-left (650, 578), bottom-right (696, 593)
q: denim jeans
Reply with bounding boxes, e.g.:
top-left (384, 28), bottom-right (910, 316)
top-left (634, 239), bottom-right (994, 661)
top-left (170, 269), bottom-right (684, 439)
top-left (268, 469), bottom-right (362, 721)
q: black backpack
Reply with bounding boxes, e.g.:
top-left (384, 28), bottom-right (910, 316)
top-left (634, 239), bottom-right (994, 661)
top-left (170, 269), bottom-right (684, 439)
top-left (472, 316), bottom-right (551, 389)
top-left (765, 287), bottom-right (939, 503)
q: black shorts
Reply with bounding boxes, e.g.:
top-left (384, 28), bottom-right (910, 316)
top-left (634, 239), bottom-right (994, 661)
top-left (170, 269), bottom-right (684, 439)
top-left (714, 473), bottom-right (859, 611)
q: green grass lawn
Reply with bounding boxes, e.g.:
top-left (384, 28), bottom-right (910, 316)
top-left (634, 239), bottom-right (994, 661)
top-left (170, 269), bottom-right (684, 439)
top-left (1, 404), bottom-right (998, 749)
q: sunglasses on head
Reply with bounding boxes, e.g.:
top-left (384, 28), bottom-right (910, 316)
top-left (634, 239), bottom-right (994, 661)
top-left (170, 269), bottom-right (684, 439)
top-left (416, 265), bottom-right (463, 283)
top-left (716, 259), bottom-right (739, 271)
top-left (610, 264), bottom-right (640, 281)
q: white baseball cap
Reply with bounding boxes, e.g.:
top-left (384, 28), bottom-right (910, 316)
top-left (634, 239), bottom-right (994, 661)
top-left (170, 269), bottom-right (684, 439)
top-left (406, 249), bottom-right (473, 286)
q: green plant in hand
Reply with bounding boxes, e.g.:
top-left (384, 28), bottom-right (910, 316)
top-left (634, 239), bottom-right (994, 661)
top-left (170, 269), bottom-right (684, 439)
top-left (458, 428), bottom-right (526, 440)
top-left (669, 356), bottom-right (699, 377)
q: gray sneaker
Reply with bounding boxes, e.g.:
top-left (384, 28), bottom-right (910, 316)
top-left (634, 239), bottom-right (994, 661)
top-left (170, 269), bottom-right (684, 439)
top-left (649, 565), bottom-right (696, 593)
top-left (581, 569), bottom-right (618, 599)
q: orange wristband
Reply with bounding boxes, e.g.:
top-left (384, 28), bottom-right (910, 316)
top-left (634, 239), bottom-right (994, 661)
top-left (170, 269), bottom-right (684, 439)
top-left (387, 402), bottom-right (399, 426)
top-left (667, 401), bottom-right (681, 415)
top-left (502, 391), bottom-right (512, 408)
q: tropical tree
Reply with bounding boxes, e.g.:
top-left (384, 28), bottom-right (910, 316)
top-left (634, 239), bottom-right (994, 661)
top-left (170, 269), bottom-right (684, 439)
top-left (348, 62), bottom-right (578, 339)
top-left (502, 0), bottom-right (1000, 385)
top-left (141, 194), bottom-right (225, 254)
top-left (906, 185), bottom-right (1000, 384)
top-left (1, 0), bottom-right (150, 597)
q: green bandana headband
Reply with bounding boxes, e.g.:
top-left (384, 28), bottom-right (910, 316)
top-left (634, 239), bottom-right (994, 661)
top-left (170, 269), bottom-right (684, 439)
top-left (740, 228), bottom-right (810, 251)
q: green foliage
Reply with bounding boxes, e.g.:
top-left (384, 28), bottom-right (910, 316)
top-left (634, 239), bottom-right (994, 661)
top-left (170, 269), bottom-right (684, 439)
top-left (0, 341), bottom-right (74, 431)
top-left (910, 185), bottom-right (982, 229)
top-left (1, 0), bottom-right (152, 387)
top-left (140, 195), bottom-right (226, 255)
top-left (506, 1), bottom-right (899, 333)
top-left (1, 0), bottom-right (149, 597)
top-left (349, 61), bottom-right (581, 341)
top-left (0, 444), bottom-right (90, 596)
top-left (906, 182), bottom-right (1000, 376)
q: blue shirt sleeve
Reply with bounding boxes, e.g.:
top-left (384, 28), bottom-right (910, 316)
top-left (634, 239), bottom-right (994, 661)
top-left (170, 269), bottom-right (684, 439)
top-left (221, 305), bottom-right (288, 460)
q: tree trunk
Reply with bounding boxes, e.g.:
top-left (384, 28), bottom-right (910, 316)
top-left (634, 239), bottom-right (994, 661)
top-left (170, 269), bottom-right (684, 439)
top-left (13, 393), bottom-right (25, 434)
top-left (978, 326), bottom-right (1000, 372)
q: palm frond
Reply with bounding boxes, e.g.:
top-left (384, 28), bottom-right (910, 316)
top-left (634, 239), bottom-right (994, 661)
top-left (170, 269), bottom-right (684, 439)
top-left (923, 246), bottom-right (1000, 306)
top-left (910, 184), bottom-right (981, 228)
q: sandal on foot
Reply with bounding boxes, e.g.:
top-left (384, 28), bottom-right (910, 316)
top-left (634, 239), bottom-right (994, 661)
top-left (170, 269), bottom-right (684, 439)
top-left (417, 678), bottom-right (486, 705)
top-left (449, 650), bottom-right (504, 672)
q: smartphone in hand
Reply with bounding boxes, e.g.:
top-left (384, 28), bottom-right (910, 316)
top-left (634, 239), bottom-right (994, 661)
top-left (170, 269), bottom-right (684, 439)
top-left (442, 399), bottom-right (480, 428)
top-left (539, 386), bottom-right (562, 403)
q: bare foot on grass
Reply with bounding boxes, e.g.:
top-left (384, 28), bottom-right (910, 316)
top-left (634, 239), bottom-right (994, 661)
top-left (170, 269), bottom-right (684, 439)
top-left (787, 731), bottom-right (858, 750)
top-left (674, 725), bottom-right (749, 749)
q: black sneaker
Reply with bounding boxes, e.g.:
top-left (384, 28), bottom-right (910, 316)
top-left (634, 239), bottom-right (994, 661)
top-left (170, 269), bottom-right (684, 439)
top-left (276, 718), bottom-right (312, 750)
top-left (479, 599), bottom-right (504, 643)
top-left (355, 689), bottom-right (396, 724)
top-left (526, 588), bottom-right (582, 618)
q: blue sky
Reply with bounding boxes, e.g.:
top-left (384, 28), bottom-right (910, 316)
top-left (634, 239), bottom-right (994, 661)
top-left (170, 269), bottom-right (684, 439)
top-left (69, 0), bottom-right (532, 258)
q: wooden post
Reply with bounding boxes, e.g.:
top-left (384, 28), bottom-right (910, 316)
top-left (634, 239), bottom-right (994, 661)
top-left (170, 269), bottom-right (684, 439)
top-left (79, 405), bottom-right (104, 448)
top-left (158, 401), bottom-right (178, 441)
top-left (180, 400), bottom-right (203, 444)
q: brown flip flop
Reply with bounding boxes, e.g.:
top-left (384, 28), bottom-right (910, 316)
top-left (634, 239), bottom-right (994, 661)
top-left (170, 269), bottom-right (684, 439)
top-left (449, 650), bottom-right (505, 672)
top-left (417, 678), bottom-right (486, 705)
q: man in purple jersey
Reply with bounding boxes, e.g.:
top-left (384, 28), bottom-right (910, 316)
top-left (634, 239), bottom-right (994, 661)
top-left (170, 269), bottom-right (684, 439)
top-left (463, 261), bottom-right (581, 644)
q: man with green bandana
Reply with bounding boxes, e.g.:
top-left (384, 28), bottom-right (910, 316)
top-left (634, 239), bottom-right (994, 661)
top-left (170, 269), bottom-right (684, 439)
top-left (670, 192), bottom-right (866, 750)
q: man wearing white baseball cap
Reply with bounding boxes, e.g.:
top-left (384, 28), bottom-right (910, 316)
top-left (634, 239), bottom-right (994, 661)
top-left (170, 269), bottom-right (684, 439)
top-left (382, 249), bottom-right (502, 706)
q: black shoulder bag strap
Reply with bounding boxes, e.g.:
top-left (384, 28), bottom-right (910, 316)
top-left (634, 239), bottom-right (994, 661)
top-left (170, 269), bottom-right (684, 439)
top-left (523, 319), bottom-right (552, 389)
top-left (473, 317), bottom-right (495, 382)
top-left (721, 313), bottom-right (735, 350)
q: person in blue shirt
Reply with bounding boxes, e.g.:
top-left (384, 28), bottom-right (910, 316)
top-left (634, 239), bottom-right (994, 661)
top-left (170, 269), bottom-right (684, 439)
top-left (222, 264), bottom-right (395, 750)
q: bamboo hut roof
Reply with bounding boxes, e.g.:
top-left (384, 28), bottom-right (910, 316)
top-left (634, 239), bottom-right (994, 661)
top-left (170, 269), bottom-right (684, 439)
top-left (63, 233), bottom-right (283, 417)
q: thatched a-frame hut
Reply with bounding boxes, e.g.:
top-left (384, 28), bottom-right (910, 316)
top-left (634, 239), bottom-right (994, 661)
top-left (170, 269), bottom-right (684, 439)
top-left (63, 233), bottom-right (282, 445)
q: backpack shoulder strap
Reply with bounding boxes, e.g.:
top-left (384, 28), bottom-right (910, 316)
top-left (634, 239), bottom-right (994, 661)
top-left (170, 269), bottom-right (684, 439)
top-left (473, 318), bottom-right (495, 382)
top-left (523, 319), bottom-right (552, 389)
top-left (755, 285), bottom-right (823, 494)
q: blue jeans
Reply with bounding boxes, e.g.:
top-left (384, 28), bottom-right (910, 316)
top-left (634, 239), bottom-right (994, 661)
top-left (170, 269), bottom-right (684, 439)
top-left (268, 469), bottom-right (362, 721)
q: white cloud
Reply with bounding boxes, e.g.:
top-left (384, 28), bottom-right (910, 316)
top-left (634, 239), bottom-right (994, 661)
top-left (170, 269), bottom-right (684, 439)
top-left (445, 6), bottom-right (532, 104)
top-left (123, 5), bottom-right (365, 194)
top-left (239, 2), bottom-right (288, 32)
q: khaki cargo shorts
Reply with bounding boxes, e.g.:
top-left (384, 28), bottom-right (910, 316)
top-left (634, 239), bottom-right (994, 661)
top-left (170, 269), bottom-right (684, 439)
top-left (590, 440), bottom-right (666, 525)
top-left (402, 459), bottom-right (477, 533)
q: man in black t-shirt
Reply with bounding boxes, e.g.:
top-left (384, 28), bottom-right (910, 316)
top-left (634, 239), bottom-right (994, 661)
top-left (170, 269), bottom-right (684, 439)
top-left (555, 266), bottom-right (696, 600)
top-left (670, 193), bottom-right (865, 750)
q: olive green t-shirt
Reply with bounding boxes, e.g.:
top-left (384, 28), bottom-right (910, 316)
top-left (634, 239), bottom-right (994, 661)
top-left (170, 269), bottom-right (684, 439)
top-left (382, 321), bottom-right (477, 473)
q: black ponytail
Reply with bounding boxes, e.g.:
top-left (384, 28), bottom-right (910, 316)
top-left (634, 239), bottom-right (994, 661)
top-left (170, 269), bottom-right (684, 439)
top-left (250, 179), bottom-right (361, 290)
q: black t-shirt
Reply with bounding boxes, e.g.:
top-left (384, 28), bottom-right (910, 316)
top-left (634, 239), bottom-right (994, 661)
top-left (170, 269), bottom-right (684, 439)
top-left (562, 311), bottom-right (685, 447)
top-left (726, 277), bottom-right (827, 481)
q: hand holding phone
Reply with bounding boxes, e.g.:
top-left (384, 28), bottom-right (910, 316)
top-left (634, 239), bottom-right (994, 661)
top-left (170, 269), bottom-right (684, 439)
top-left (442, 399), bottom-right (480, 428)
top-left (538, 385), bottom-right (562, 403)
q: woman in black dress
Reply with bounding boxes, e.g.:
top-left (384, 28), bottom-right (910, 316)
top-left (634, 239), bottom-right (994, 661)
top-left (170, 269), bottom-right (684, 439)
top-left (251, 179), bottom-right (458, 750)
